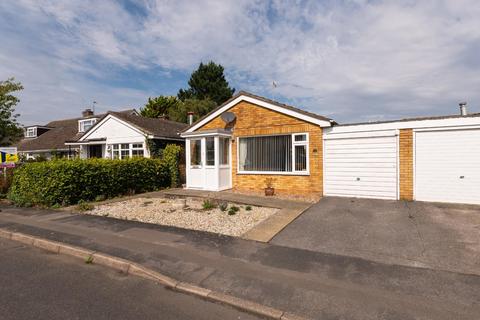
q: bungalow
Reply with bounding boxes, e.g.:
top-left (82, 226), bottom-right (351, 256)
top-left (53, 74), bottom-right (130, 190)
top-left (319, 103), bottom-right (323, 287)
top-left (66, 111), bottom-right (187, 159)
top-left (17, 109), bottom-right (187, 160)
top-left (181, 91), bottom-right (480, 205)
top-left (16, 108), bottom-right (134, 160)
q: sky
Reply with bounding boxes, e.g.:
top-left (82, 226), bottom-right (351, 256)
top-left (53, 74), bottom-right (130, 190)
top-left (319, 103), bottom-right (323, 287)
top-left (1, 0), bottom-right (479, 126)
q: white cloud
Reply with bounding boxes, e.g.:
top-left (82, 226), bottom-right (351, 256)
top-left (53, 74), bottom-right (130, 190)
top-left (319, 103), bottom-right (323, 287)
top-left (1, 0), bottom-right (480, 125)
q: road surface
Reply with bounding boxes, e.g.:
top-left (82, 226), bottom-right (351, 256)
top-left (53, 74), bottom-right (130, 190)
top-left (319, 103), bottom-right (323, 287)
top-left (0, 238), bottom-right (262, 320)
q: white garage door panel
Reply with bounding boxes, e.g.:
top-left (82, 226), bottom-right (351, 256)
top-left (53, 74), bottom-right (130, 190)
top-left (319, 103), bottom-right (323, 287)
top-left (415, 129), bottom-right (480, 204)
top-left (324, 136), bottom-right (398, 200)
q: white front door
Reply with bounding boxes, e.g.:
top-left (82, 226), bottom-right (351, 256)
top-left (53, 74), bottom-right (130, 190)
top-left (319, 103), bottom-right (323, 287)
top-left (324, 135), bottom-right (398, 200)
top-left (415, 129), bottom-right (480, 204)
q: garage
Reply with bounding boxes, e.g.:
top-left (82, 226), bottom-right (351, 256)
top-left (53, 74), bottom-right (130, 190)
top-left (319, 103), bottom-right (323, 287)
top-left (323, 131), bottom-right (398, 200)
top-left (415, 128), bottom-right (480, 204)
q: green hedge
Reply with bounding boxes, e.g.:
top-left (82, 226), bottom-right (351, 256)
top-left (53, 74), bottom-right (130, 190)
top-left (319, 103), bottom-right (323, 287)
top-left (8, 157), bottom-right (173, 207)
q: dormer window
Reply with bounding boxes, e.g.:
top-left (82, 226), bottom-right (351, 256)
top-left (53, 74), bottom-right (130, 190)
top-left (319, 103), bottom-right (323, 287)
top-left (78, 119), bottom-right (97, 133)
top-left (25, 127), bottom-right (37, 138)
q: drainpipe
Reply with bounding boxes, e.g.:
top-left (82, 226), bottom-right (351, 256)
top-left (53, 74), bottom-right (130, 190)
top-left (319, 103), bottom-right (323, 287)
top-left (187, 112), bottom-right (194, 125)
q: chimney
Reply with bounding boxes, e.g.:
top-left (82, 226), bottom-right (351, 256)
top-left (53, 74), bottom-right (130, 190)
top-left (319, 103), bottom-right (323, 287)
top-left (187, 112), bottom-right (194, 125)
top-left (459, 102), bottom-right (468, 116)
top-left (82, 108), bottom-right (94, 117)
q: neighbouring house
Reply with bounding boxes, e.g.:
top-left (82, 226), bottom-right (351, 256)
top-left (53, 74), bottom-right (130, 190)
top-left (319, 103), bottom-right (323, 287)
top-left (66, 110), bottom-right (187, 159)
top-left (16, 108), bottom-right (132, 160)
top-left (181, 91), bottom-right (480, 205)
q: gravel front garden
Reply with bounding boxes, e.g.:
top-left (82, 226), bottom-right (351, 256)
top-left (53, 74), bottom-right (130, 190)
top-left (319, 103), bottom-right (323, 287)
top-left (86, 197), bottom-right (278, 237)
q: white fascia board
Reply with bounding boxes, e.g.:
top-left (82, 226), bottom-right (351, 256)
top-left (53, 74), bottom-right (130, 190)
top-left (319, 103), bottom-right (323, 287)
top-left (65, 141), bottom-right (106, 146)
top-left (147, 135), bottom-right (184, 141)
top-left (78, 114), bottom-right (146, 142)
top-left (180, 132), bottom-right (233, 138)
top-left (325, 116), bottom-right (480, 135)
top-left (185, 95), bottom-right (331, 133)
top-left (323, 130), bottom-right (398, 140)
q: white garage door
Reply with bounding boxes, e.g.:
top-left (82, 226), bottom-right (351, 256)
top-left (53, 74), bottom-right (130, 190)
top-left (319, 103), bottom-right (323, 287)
top-left (415, 129), bottom-right (480, 204)
top-left (324, 134), bottom-right (398, 199)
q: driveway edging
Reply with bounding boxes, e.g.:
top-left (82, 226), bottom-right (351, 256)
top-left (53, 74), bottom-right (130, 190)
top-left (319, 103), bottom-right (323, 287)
top-left (0, 228), bottom-right (308, 320)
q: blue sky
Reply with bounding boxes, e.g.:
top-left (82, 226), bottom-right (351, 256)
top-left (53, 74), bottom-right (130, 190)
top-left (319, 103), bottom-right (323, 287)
top-left (1, 0), bottom-right (479, 125)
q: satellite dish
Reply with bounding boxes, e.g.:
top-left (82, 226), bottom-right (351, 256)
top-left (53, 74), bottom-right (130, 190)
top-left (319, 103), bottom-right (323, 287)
top-left (221, 112), bottom-right (236, 124)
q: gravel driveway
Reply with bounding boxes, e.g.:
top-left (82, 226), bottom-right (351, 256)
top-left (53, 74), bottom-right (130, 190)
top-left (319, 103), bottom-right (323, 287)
top-left (87, 197), bottom-right (278, 237)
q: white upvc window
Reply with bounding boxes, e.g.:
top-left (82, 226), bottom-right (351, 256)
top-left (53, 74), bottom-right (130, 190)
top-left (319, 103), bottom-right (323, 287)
top-left (25, 127), bottom-right (37, 138)
top-left (78, 119), bottom-right (97, 133)
top-left (110, 143), bottom-right (145, 159)
top-left (190, 139), bottom-right (202, 167)
top-left (237, 133), bottom-right (309, 175)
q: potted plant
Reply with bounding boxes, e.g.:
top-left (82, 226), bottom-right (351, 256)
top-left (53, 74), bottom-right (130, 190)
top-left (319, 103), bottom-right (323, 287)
top-left (264, 178), bottom-right (275, 196)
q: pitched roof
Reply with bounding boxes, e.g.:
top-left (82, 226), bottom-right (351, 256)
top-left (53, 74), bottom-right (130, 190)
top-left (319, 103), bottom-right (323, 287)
top-left (183, 90), bottom-right (335, 132)
top-left (108, 112), bottom-right (188, 139)
top-left (15, 110), bottom-right (136, 152)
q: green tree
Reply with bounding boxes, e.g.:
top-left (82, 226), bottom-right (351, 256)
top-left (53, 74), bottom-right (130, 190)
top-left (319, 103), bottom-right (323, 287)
top-left (177, 61), bottom-right (234, 106)
top-left (140, 95), bottom-right (180, 118)
top-left (168, 99), bottom-right (217, 123)
top-left (0, 78), bottom-right (23, 146)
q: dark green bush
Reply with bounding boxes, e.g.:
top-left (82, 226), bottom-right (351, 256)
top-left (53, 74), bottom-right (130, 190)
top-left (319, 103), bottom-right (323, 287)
top-left (8, 157), bottom-right (172, 207)
top-left (228, 205), bottom-right (240, 216)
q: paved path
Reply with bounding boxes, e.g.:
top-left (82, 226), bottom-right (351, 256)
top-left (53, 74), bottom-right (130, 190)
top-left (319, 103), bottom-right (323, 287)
top-left (0, 206), bottom-right (479, 320)
top-left (0, 237), bottom-right (261, 320)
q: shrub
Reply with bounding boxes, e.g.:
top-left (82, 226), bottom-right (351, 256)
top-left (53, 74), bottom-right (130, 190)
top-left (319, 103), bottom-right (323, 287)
top-left (228, 205), bottom-right (240, 215)
top-left (8, 158), bottom-right (172, 207)
top-left (219, 202), bottom-right (228, 212)
top-left (245, 205), bottom-right (252, 211)
top-left (202, 199), bottom-right (216, 210)
top-left (77, 200), bottom-right (94, 211)
top-left (163, 144), bottom-right (182, 188)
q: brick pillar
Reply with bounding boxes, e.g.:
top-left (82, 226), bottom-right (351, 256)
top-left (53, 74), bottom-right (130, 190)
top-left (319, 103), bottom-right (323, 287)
top-left (399, 129), bottom-right (413, 200)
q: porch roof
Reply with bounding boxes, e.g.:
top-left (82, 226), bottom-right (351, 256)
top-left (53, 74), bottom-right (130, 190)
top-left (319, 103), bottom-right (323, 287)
top-left (180, 129), bottom-right (233, 138)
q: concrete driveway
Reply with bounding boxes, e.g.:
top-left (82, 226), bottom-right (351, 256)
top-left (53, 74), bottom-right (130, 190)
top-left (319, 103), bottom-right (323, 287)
top-left (272, 197), bottom-right (480, 275)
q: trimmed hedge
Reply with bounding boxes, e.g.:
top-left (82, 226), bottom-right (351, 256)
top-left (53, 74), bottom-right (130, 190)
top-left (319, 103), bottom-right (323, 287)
top-left (8, 157), bottom-right (172, 207)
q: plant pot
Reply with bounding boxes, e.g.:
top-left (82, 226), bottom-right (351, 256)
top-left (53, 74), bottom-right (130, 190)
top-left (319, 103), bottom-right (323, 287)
top-left (264, 187), bottom-right (275, 196)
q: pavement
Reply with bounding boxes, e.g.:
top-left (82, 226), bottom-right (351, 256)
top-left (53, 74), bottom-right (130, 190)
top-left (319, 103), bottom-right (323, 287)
top-left (0, 205), bottom-right (479, 319)
top-left (272, 197), bottom-right (480, 276)
top-left (0, 237), bottom-right (261, 320)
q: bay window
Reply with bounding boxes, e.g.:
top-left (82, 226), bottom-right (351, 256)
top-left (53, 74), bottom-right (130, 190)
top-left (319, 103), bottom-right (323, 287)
top-left (238, 133), bottom-right (308, 174)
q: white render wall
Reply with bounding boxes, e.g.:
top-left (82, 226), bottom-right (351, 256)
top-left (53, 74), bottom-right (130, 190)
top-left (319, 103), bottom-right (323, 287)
top-left (80, 117), bottom-right (150, 158)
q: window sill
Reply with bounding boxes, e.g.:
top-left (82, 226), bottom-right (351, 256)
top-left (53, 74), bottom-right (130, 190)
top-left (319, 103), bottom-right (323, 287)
top-left (237, 171), bottom-right (310, 176)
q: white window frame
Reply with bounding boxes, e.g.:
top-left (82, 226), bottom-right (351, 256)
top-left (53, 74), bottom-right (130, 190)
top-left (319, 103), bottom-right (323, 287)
top-left (109, 143), bottom-right (145, 159)
top-left (190, 139), bottom-right (203, 168)
top-left (292, 133), bottom-right (309, 173)
top-left (205, 136), bottom-right (215, 167)
top-left (131, 143), bottom-right (144, 158)
top-left (78, 119), bottom-right (97, 133)
top-left (237, 132), bottom-right (310, 175)
top-left (25, 127), bottom-right (37, 138)
top-left (219, 137), bottom-right (230, 168)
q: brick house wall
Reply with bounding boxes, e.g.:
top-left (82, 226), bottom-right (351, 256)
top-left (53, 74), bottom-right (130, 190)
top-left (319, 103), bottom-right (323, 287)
top-left (198, 101), bottom-right (323, 196)
top-left (399, 129), bottom-right (414, 200)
